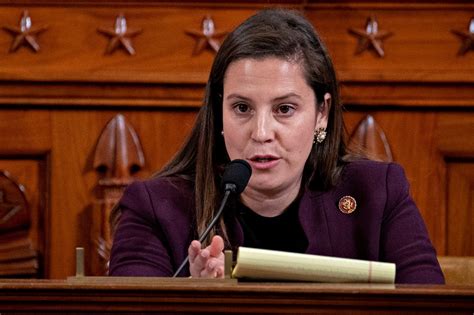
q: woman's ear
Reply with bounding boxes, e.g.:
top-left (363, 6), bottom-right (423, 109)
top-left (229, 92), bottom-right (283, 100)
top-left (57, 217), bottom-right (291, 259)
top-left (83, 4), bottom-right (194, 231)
top-left (315, 93), bottom-right (331, 130)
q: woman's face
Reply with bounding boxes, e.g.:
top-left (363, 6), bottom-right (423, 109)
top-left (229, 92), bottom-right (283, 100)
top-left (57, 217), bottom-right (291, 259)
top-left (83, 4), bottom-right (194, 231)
top-left (222, 57), bottom-right (329, 196)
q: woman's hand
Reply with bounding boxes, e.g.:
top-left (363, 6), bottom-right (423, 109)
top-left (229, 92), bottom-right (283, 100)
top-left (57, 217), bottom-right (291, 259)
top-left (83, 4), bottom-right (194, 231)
top-left (188, 235), bottom-right (225, 278)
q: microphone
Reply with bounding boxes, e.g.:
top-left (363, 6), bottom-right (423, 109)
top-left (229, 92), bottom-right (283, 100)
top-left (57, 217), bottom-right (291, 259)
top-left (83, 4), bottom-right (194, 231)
top-left (172, 159), bottom-right (251, 277)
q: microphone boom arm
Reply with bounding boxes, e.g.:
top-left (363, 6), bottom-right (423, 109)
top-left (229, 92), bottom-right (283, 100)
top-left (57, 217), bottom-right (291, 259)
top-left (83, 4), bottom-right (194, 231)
top-left (172, 189), bottom-right (232, 277)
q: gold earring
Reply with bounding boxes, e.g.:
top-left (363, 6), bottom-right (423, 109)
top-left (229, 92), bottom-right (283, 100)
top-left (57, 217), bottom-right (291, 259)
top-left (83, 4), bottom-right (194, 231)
top-left (314, 128), bottom-right (327, 144)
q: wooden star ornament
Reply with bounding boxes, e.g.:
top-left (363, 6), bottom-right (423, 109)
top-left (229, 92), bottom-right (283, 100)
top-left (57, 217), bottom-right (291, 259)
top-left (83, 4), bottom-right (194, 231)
top-left (349, 17), bottom-right (393, 58)
top-left (98, 14), bottom-right (142, 55)
top-left (452, 18), bottom-right (474, 56)
top-left (185, 15), bottom-right (227, 55)
top-left (2, 10), bottom-right (48, 53)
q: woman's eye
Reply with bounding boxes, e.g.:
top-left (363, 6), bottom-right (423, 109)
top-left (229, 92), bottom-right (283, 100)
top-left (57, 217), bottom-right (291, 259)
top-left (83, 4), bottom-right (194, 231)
top-left (234, 103), bottom-right (249, 113)
top-left (277, 105), bottom-right (295, 115)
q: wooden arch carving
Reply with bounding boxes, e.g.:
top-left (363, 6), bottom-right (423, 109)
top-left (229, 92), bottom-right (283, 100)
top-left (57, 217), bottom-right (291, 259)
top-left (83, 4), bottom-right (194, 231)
top-left (90, 114), bottom-right (145, 275)
top-left (348, 115), bottom-right (393, 162)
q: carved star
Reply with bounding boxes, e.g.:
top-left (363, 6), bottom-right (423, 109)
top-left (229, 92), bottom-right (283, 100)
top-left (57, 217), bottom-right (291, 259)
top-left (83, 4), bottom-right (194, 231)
top-left (349, 17), bottom-right (393, 58)
top-left (98, 14), bottom-right (142, 55)
top-left (452, 18), bottom-right (474, 56)
top-left (185, 15), bottom-right (227, 55)
top-left (2, 10), bottom-right (48, 53)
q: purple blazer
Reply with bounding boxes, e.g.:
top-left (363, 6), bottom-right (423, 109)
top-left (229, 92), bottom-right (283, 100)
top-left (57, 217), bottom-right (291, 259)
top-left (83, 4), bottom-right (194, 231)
top-left (109, 160), bottom-right (445, 284)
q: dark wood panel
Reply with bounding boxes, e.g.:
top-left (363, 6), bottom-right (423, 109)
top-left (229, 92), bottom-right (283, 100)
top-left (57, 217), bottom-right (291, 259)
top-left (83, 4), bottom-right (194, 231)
top-left (447, 163), bottom-right (474, 256)
top-left (0, 159), bottom-right (47, 277)
top-left (0, 279), bottom-right (473, 314)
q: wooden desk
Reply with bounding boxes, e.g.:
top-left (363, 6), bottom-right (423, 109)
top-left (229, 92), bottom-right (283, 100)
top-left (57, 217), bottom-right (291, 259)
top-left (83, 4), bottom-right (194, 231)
top-left (0, 278), bottom-right (473, 314)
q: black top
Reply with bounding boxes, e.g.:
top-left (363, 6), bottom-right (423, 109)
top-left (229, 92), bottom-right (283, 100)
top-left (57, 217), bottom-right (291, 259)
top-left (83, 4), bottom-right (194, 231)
top-left (237, 198), bottom-right (308, 253)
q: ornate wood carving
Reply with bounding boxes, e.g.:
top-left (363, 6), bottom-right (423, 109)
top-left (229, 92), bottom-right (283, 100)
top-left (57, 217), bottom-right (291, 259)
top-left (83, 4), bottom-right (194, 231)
top-left (97, 14), bottom-right (142, 55)
top-left (0, 170), bottom-right (38, 277)
top-left (452, 18), bottom-right (474, 56)
top-left (90, 114), bottom-right (145, 275)
top-left (0, 173), bottom-right (29, 231)
top-left (2, 10), bottom-right (48, 53)
top-left (348, 115), bottom-right (393, 162)
top-left (185, 15), bottom-right (227, 55)
top-left (349, 16), bottom-right (393, 58)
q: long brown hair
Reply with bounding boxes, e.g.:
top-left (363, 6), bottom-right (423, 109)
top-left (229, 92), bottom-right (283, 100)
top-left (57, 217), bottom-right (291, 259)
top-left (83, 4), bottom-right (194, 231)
top-left (114, 9), bottom-right (348, 245)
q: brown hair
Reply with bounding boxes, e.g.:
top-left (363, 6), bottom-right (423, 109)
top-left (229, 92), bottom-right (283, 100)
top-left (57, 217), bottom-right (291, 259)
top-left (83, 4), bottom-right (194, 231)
top-left (115, 9), bottom-right (348, 245)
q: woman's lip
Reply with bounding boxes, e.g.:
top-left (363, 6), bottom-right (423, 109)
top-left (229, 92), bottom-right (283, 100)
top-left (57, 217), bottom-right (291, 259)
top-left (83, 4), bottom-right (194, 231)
top-left (248, 158), bottom-right (280, 170)
top-left (249, 154), bottom-right (279, 160)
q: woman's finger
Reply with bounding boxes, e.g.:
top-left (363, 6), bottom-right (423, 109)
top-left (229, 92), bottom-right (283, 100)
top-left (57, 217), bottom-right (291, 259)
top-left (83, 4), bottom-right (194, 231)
top-left (188, 240), bottom-right (201, 264)
top-left (209, 235), bottom-right (225, 257)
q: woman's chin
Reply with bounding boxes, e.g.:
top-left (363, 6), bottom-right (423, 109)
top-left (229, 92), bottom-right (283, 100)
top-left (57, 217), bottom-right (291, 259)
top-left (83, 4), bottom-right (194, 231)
top-left (246, 180), bottom-right (283, 195)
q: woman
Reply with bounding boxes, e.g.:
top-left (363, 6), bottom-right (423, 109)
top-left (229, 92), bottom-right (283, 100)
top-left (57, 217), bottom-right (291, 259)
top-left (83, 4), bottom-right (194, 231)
top-left (109, 9), bottom-right (444, 283)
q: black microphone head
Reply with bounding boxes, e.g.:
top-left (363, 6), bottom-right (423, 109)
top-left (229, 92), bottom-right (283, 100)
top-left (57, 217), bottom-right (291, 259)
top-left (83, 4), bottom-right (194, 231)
top-left (221, 159), bottom-right (252, 194)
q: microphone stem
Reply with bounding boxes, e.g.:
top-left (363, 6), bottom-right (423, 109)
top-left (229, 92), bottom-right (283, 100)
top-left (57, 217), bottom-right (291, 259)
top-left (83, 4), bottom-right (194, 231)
top-left (172, 190), bottom-right (231, 277)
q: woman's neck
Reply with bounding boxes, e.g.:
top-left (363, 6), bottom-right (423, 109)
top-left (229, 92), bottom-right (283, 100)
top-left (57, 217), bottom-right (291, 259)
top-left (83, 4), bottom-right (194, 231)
top-left (240, 180), bottom-right (302, 217)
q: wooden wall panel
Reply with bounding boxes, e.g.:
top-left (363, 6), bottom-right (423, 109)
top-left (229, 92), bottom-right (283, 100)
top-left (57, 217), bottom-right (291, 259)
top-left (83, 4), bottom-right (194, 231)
top-left (0, 7), bottom-right (251, 83)
top-left (345, 110), bottom-right (474, 256)
top-left (307, 6), bottom-right (474, 82)
top-left (48, 110), bottom-right (196, 278)
top-left (0, 159), bottom-right (45, 251)
top-left (0, 3), bottom-right (472, 107)
top-left (0, 110), bottom-right (51, 153)
top-left (447, 163), bottom-right (474, 256)
top-left (344, 111), bottom-right (444, 253)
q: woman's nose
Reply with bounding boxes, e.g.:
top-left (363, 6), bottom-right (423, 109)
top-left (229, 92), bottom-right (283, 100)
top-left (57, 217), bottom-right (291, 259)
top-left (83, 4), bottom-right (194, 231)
top-left (251, 112), bottom-right (274, 143)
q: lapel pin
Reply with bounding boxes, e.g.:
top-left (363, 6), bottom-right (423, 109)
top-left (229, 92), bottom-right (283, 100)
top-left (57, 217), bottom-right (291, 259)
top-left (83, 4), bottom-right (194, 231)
top-left (338, 196), bottom-right (357, 214)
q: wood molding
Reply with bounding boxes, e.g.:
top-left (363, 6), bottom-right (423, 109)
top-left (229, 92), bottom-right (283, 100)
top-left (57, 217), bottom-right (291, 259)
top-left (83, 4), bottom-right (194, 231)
top-left (436, 114), bottom-right (474, 157)
top-left (447, 163), bottom-right (474, 255)
top-left (0, 280), bottom-right (473, 313)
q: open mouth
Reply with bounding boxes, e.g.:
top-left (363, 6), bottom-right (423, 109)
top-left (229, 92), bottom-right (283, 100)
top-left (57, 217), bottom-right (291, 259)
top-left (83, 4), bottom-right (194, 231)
top-left (254, 157), bottom-right (274, 162)
top-left (250, 156), bottom-right (278, 163)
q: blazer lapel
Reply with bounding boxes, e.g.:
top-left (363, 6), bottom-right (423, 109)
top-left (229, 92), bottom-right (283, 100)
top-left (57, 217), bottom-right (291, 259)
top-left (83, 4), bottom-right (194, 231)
top-left (299, 190), bottom-right (334, 256)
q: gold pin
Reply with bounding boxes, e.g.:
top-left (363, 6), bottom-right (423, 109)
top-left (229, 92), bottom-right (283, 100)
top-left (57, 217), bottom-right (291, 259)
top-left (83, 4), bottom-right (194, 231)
top-left (338, 196), bottom-right (357, 214)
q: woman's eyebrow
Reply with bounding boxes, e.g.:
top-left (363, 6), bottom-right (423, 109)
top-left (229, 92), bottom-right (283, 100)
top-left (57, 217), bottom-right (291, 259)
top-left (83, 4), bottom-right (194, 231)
top-left (226, 92), bottom-right (302, 101)
top-left (225, 93), bottom-right (251, 101)
top-left (272, 93), bottom-right (302, 102)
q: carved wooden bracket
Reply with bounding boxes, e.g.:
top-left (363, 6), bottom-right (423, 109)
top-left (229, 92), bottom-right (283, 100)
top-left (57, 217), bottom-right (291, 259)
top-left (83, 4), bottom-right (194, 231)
top-left (91, 114), bottom-right (145, 275)
top-left (349, 16), bottom-right (393, 58)
top-left (348, 115), bottom-right (393, 162)
top-left (97, 14), bottom-right (142, 55)
top-left (452, 18), bottom-right (474, 56)
top-left (0, 170), bottom-right (29, 232)
top-left (2, 10), bottom-right (48, 53)
top-left (0, 170), bottom-right (38, 277)
top-left (185, 15), bottom-right (227, 55)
